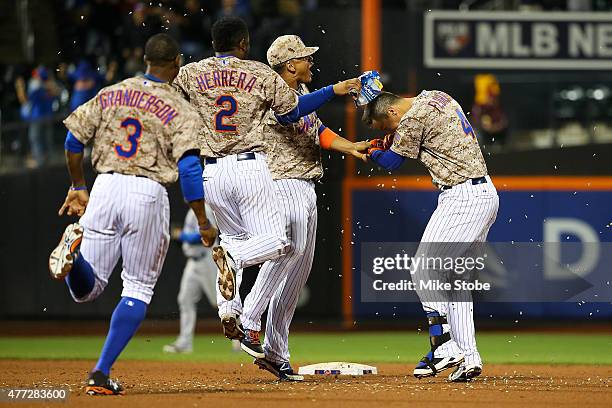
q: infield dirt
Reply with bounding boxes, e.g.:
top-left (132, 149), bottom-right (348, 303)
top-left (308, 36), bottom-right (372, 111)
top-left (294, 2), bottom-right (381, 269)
top-left (1, 360), bottom-right (610, 408)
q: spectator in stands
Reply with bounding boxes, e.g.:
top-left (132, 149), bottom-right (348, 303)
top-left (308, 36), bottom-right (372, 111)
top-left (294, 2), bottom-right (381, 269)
top-left (249, 0), bottom-right (301, 62)
top-left (179, 0), bottom-right (213, 61)
top-left (472, 73), bottom-right (508, 149)
top-left (121, 3), bottom-right (160, 76)
top-left (68, 60), bottom-right (104, 112)
top-left (215, 0), bottom-right (253, 24)
top-left (15, 66), bottom-right (62, 168)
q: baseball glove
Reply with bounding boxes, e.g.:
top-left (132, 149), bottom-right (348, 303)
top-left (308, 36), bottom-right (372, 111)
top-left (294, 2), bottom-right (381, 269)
top-left (367, 133), bottom-right (394, 155)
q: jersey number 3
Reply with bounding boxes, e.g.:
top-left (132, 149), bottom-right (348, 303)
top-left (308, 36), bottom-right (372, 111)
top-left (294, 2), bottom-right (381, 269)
top-left (214, 95), bottom-right (238, 132)
top-left (115, 117), bottom-right (142, 159)
top-left (455, 109), bottom-right (476, 140)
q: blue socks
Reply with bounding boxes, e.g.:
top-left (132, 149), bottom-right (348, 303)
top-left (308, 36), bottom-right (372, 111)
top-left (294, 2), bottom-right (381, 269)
top-left (94, 297), bottom-right (147, 376)
top-left (66, 254), bottom-right (95, 299)
top-left (427, 311), bottom-right (444, 337)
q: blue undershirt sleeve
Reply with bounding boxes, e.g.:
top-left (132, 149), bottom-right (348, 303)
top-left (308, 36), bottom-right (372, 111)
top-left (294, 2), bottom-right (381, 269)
top-left (64, 131), bottom-right (85, 153)
top-left (178, 152), bottom-right (204, 202)
top-left (370, 149), bottom-right (406, 171)
top-left (178, 231), bottom-right (202, 244)
top-left (275, 85), bottom-right (335, 125)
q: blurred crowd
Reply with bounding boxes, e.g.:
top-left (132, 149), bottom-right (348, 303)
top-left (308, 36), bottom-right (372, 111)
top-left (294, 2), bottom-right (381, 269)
top-left (2, 0), bottom-right (316, 168)
top-left (1, 0), bottom-right (610, 169)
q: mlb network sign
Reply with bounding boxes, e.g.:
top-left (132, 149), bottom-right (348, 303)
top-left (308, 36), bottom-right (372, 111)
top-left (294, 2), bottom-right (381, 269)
top-left (424, 11), bottom-right (612, 69)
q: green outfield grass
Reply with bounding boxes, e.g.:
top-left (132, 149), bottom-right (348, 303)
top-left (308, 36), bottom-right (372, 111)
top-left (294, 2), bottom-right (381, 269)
top-left (0, 332), bottom-right (609, 365)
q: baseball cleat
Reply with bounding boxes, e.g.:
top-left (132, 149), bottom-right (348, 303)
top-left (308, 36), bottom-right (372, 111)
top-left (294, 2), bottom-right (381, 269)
top-left (85, 370), bottom-right (125, 396)
top-left (213, 246), bottom-right (237, 300)
top-left (448, 364), bottom-right (482, 382)
top-left (241, 329), bottom-right (265, 359)
top-left (254, 358), bottom-right (304, 382)
top-left (413, 352), bottom-right (464, 378)
top-left (221, 314), bottom-right (245, 341)
top-left (49, 223), bottom-right (83, 280)
top-left (162, 343), bottom-right (193, 354)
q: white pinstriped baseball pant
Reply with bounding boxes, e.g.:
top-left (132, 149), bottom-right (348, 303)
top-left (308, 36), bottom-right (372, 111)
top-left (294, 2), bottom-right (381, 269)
top-left (263, 179), bottom-right (317, 363)
top-left (74, 173), bottom-right (170, 305)
top-left (414, 175), bottom-right (499, 367)
top-left (202, 152), bottom-right (288, 272)
top-left (217, 179), bottom-right (317, 356)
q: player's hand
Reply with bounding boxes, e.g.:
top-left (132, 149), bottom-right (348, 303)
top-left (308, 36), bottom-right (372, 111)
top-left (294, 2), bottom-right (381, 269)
top-left (367, 134), bottom-right (394, 155)
top-left (350, 140), bottom-right (370, 162)
top-left (354, 140), bottom-right (371, 152)
top-left (199, 221), bottom-right (217, 247)
top-left (58, 188), bottom-right (89, 217)
top-left (333, 78), bottom-right (361, 96)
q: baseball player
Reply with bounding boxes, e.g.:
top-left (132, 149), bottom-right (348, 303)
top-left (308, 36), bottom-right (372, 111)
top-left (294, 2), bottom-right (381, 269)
top-left (172, 16), bottom-right (360, 355)
top-left (48, 34), bottom-right (217, 395)
top-left (363, 91), bottom-right (499, 382)
top-left (163, 206), bottom-right (230, 353)
top-left (217, 35), bottom-right (369, 380)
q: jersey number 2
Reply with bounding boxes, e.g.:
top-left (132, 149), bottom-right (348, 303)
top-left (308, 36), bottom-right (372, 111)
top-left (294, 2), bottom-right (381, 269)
top-left (455, 109), bottom-right (476, 140)
top-left (214, 95), bottom-right (238, 132)
top-left (115, 117), bottom-right (142, 159)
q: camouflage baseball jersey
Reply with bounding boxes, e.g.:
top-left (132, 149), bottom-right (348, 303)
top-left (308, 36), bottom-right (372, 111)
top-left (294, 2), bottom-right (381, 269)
top-left (63, 76), bottom-right (201, 185)
top-left (390, 90), bottom-right (488, 187)
top-left (173, 56), bottom-right (299, 157)
top-left (264, 84), bottom-right (323, 180)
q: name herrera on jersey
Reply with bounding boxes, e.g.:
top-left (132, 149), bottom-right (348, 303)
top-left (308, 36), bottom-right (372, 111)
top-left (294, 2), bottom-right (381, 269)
top-left (195, 69), bottom-right (256, 93)
top-left (98, 89), bottom-right (178, 125)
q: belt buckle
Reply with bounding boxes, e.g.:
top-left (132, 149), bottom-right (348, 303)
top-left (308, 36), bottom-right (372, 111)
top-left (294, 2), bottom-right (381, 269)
top-left (236, 152), bottom-right (256, 161)
top-left (471, 176), bottom-right (487, 185)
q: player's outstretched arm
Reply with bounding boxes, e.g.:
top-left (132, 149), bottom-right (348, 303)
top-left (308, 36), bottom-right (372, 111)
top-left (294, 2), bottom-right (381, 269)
top-left (59, 131), bottom-right (89, 217)
top-left (275, 78), bottom-right (361, 125)
top-left (318, 125), bottom-right (368, 162)
top-left (177, 150), bottom-right (217, 247)
top-left (368, 149), bottom-right (406, 171)
top-left (332, 78), bottom-right (362, 96)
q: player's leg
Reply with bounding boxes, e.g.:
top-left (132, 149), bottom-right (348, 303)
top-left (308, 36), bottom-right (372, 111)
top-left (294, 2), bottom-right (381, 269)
top-left (445, 182), bottom-right (499, 380)
top-left (217, 266), bottom-right (245, 340)
top-left (202, 157), bottom-right (252, 301)
top-left (90, 176), bottom-right (170, 380)
top-left (215, 154), bottom-right (288, 270)
top-left (418, 180), bottom-right (499, 380)
top-left (412, 195), bottom-right (475, 377)
top-left (27, 121), bottom-right (44, 167)
top-left (263, 184), bottom-right (317, 367)
top-left (239, 179), bottom-right (307, 358)
top-left (164, 259), bottom-right (203, 353)
top-left (50, 174), bottom-right (121, 303)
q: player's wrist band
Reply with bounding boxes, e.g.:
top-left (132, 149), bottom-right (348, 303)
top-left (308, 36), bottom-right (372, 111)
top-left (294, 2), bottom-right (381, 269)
top-left (199, 220), bottom-right (211, 230)
top-left (70, 185), bottom-right (88, 191)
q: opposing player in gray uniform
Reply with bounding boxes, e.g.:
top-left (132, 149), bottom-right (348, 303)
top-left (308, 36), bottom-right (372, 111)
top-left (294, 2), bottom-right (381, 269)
top-left (364, 91), bottom-right (499, 382)
top-left (162, 205), bottom-right (238, 353)
top-left (48, 34), bottom-right (216, 395)
top-left (173, 16), bottom-right (360, 354)
top-left (218, 35), bottom-right (369, 380)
